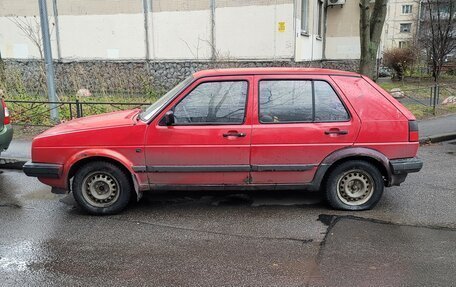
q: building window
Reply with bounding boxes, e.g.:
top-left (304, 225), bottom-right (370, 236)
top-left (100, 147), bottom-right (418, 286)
top-left (400, 23), bottom-right (412, 33)
top-left (317, 0), bottom-right (324, 38)
top-left (402, 5), bottom-right (413, 14)
top-left (301, 0), bottom-right (309, 34)
top-left (399, 41), bottom-right (410, 48)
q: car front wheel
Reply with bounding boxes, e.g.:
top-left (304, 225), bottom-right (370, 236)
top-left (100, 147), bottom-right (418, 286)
top-left (72, 161), bottom-right (132, 215)
top-left (325, 160), bottom-right (384, 211)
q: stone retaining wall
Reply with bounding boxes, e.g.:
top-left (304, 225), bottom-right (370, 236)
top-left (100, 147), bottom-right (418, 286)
top-left (2, 59), bottom-right (360, 93)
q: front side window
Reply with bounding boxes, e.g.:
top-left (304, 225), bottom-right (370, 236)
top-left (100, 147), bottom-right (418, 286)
top-left (173, 81), bottom-right (248, 125)
top-left (400, 23), bottom-right (412, 33)
top-left (259, 80), bottom-right (349, 123)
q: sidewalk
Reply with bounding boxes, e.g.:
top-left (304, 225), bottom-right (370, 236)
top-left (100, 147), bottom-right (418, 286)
top-left (1, 139), bottom-right (31, 161)
top-left (418, 114), bottom-right (456, 138)
top-left (1, 114), bottom-right (455, 162)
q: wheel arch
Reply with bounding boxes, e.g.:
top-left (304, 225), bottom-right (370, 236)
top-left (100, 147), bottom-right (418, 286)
top-left (66, 151), bottom-right (141, 201)
top-left (314, 147), bottom-right (392, 189)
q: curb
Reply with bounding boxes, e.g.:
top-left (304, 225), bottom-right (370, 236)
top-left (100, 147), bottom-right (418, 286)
top-left (419, 132), bottom-right (456, 145)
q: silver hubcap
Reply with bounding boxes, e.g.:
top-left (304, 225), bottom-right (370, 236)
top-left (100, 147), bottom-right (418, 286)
top-left (336, 169), bottom-right (374, 206)
top-left (82, 172), bottom-right (120, 208)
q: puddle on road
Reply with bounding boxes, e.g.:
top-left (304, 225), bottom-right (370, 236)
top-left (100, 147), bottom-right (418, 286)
top-left (0, 241), bottom-right (48, 274)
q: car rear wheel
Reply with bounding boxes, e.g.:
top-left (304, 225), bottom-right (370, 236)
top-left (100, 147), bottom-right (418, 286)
top-left (325, 160), bottom-right (384, 211)
top-left (72, 161), bottom-right (132, 215)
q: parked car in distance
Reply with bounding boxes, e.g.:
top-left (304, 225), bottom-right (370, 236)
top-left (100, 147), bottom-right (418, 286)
top-left (24, 68), bottom-right (423, 215)
top-left (0, 98), bottom-right (13, 156)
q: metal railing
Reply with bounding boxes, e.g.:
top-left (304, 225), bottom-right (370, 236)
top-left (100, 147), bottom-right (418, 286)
top-left (394, 83), bottom-right (455, 115)
top-left (5, 99), bottom-right (151, 126)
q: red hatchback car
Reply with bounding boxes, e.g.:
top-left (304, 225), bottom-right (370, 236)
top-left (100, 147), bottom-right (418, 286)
top-left (24, 68), bottom-right (422, 215)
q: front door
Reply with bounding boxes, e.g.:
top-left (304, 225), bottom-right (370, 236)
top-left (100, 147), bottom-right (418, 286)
top-left (145, 76), bottom-right (253, 187)
top-left (250, 75), bottom-right (361, 184)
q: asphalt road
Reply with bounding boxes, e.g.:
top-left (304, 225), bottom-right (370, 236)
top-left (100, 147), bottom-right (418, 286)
top-left (0, 141), bottom-right (455, 286)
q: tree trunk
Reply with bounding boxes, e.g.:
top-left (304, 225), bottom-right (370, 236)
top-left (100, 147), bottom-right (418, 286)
top-left (359, 0), bottom-right (372, 77)
top-left (359, 0), bottom-right (388, 80)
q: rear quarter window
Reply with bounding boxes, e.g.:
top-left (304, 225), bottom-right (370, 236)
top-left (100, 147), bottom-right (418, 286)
top-left (314, 81), bottom-right (349, 122)
top-left (330, 76), bottom-right (405, 121)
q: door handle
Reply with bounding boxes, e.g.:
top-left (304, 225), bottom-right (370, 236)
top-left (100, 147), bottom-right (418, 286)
top-left (324, 129), bottom-right (348, 135)
top-left (223, 132), bottom-right (246, 138)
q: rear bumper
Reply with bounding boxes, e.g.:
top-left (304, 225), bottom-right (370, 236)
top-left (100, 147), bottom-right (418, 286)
top-left (390, 157), bottom-right (423, 175)
top-left (23, 161), bottom-right (63, 179)
top-left (388, 157), bottom-right (423, 186)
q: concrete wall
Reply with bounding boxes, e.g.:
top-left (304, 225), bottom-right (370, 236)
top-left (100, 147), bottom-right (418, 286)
top-left (3, 59), bottom-right (360, 92)
top-left (0, 0), bottom-right (296, 61)
top-left (216, 4), bottom-right (294, 60)
top-left (0, 0), bottom-right (364, 94)
top-left (325, 1), bottom-right (361, 60)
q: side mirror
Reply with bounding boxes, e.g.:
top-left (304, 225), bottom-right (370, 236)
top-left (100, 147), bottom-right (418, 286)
top-left (164, 110), bottom-right (175, 126)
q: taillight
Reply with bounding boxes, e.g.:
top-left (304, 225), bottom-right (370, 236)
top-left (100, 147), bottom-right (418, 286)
top-left (1, 99), bottom-right (10, 125)
top-left (409, 120), bottom-right (419, 142)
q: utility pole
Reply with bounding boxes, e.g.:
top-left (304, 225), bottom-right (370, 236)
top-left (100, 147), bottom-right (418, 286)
top-left (38, 0), bottom-right (59, 123)
top-left (210, 0), bottom-right (216, 61)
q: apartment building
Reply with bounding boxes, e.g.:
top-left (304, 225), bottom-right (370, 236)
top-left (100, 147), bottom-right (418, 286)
top-left (382, 0), bottom-right (421, 51)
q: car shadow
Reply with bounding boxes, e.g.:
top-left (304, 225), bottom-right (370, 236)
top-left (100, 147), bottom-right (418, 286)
top-left (134, 189), bottom-right (326, 210)
top-left (64, 189), bottom-right (328, 216)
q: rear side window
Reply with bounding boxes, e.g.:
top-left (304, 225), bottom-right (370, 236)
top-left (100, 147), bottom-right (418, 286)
top-left (259, 80), bottom-right (313, 123)
top-left (259, 80), bottom-right (349, 123)
top-left (173, 81), bottom-right (248, 125)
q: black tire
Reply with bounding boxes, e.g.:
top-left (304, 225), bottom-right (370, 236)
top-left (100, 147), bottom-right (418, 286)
top-left (72, 161), bottom-right (132, 215)
top-left (325, 160), bottom-right (384, 211)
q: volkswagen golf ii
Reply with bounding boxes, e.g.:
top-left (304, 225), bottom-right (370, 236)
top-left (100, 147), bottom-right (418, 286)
top-left (24, 68), bottom-right (423, 215)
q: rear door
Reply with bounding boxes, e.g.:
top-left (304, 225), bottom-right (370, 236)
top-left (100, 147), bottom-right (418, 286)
top-left (250, 74), bottom-right (361, 184)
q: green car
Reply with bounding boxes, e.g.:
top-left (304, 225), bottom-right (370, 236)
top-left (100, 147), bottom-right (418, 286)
top-left (0, 99), bottom-right (13, 155)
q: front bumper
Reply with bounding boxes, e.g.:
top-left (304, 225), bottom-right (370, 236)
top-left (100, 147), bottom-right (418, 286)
top-left (23, 161), bottom-right (63, 178)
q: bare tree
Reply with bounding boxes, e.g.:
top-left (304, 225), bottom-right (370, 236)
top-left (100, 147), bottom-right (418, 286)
top-left (359, 0), bottom-right (388, 80)
top-left (9, 16), bottom-right (55, 90)
top-left (9, 16), bottom-right (44, 59)
top-left (420, 0), bottom-right (456, 82)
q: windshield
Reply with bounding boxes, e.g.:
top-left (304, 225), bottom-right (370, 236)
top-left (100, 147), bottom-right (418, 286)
top-left (139, 76), bottom-right (193, 121)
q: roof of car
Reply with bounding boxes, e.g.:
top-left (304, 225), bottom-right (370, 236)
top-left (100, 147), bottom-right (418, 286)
top-left (193, 67), bottom-right (361, 78)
